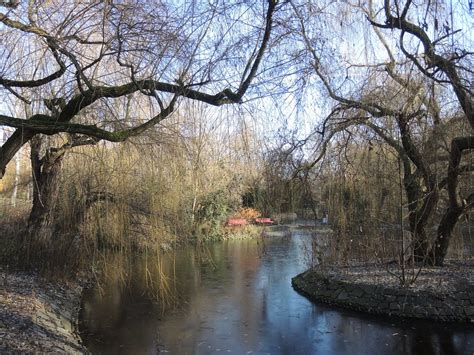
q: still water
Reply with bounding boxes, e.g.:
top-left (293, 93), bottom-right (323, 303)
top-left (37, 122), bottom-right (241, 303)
top-left (80, 227), bottom-right (474, 354)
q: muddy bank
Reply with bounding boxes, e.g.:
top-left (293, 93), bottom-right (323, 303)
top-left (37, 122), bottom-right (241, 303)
top-left (0, 270), bottom-right (87, 353)
top-left (292, 262), bottom-right (474, 322)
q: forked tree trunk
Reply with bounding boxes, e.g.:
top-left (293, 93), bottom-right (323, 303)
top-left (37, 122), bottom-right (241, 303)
top-left (429, 136), bottom-right (474, 266)
top-left (397, 118), bottom-right (441, 264)
top-left (25, 134), bottom-right (100, 264)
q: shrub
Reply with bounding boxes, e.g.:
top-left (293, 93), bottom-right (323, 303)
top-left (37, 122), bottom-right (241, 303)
top-left (233, 207), bottom-right (261, 220)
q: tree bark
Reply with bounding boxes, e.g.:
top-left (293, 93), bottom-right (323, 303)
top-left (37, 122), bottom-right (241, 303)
top-left (398, 118), bottom-right (439, 263)
top-left (429, 137), bottom-right (474, 265)
top-left (26, 136), bottom-right (65, 257)
top-left (10, 149), bottom-right (20, 206)
top-left (431, 206), bottom-right (463, 266)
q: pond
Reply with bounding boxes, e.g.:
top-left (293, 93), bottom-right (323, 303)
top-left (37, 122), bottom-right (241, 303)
top-left (80, 226), bottom-right (474, 354)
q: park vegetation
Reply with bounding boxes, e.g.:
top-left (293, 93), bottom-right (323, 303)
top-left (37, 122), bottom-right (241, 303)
top-left (0, 0), bottom-right (472, 277)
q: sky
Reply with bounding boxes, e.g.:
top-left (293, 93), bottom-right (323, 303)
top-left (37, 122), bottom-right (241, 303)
top-left (0, 0), bottom-right (472, 159)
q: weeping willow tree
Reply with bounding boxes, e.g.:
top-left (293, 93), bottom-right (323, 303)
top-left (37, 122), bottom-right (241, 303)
top-left (0, 0), bottom-right (278, 260)
top-left (285, 0), bottom-right (472, 266)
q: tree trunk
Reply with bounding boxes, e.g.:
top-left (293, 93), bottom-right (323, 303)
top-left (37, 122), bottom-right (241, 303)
top-left (26, 137), bottom-right (65, 258)
top-left (24, 134), bottom-right (100, 266)
top-left (398, 117), bottom-right (440, 263)
top-left (430, 136), bottom-right (474, 266)
top-left (10, 150), bottom-right (20, 207)
top-left (412, 224), bottom-right (430, 263)
top-left (431, 207), bottom-right (463, 266)
top-left (404, 175), bottom-right (430, 262)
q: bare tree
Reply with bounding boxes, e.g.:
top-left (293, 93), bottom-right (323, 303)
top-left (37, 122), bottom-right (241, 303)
top-left (0, 0), bottom-right (278, 250)
top-left (368, 0), bottom-right (473, 265)
top-left (288, 0), bottom-right (472, 266)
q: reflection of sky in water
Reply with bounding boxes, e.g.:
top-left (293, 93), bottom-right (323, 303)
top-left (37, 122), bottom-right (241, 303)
top-left (80, 231), bottom-right (474, 355)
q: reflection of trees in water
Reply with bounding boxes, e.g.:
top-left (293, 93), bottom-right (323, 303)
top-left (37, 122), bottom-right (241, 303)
top-left (408, 325), bottom-right (461, 355)
top-left (257, 233), bottom-right (268, 257)
top-left (259, 227), bottom-right (292, 260)
top-left (153, 239), bottom-right (264, 352)
top-left (314, 311), bottom-right (469, 355)
top-left (81, 238), bottom-right (474, 354)
top-left (83, 239), bottom-right (263, 325)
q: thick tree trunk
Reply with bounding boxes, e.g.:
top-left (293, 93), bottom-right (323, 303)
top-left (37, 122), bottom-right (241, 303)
top-left (397, 117), bottom-right (440, 263)
top-left (24, 134), bottom-right (100, 266)
top-left (431, 207), bottom-right (463, 266)
top-left (405, 189), bottom-right (439, 263)
top-left (26, 137), bottom-right (65, 257)
top-left (404, 174), bottom-right (435, 263)
top-left (430, 136), bottom-right (474, 266)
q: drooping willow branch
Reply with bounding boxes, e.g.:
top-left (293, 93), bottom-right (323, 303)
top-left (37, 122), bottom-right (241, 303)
top-left (0, 0), bottom-right (279, 178)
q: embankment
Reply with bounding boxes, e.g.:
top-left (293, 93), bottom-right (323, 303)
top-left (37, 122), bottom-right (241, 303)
top-left (292, 266), bottom-right (474, 322)
top-left (0, 270), bottom-right (87, 353)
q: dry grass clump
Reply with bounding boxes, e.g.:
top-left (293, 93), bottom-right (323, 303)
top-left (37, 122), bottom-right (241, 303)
top-left (233, 207), bottom-right (262, 220)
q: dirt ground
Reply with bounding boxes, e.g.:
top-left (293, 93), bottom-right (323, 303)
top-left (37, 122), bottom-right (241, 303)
top-left (317, 258), bottom-right (474, 296)
top-left (0, 269), bottom-right (87, 354)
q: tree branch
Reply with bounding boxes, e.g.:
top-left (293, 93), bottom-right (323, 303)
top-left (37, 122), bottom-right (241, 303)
top-left (371, 0), bottom-right (474, 129)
